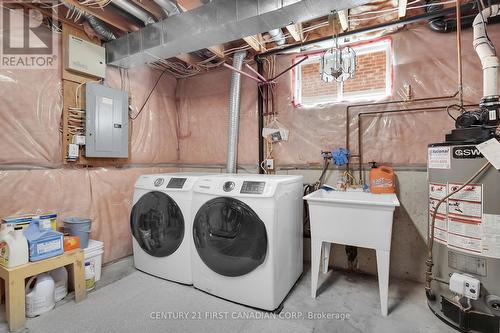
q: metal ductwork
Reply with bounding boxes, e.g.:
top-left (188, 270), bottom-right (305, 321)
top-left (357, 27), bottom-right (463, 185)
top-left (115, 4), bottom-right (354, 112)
top-left (268, 28), bottom-right (286, 46)
top-left (63, 3), bottom-right (116, 42)
top-left (226, 51), bottom-right (246, 174)
top-left (87, 16), bottom-right (116, 41)
top-left (473, 4), bottom-right (500, 101)
top-left (153, 0), bottom-right (181, 16)
top-left (106, 0), bottom-right (372, 68)
top-left (112, 0), bottom-right (155, 25)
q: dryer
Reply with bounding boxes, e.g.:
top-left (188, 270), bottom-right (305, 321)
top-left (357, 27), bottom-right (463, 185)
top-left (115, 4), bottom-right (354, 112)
top-left (130, 173), bottom-right (208, 284)
top-left (191, 174), bottom-right (303, 311)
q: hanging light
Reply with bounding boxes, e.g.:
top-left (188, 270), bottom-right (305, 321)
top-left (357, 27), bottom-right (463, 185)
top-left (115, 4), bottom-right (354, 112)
top-left (320, 11), bottom-right (356, 83)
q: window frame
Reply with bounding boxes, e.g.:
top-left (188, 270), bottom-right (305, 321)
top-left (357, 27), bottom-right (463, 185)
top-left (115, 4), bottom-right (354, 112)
top-left (293, 38), bottom-right (393, 107)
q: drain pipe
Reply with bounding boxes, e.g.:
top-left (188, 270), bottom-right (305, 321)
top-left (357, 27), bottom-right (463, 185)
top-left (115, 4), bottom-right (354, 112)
top-left (226, 51), bottom-right (247, 174)
top-left (112, 0), bottom-right (155, 25)
top-left (473, 4), bottom-right (500, 103)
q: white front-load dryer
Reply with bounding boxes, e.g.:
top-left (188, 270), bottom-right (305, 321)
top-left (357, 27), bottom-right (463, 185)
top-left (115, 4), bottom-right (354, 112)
top-left (130, 173), bottom-right (209, 285)
top-left (191, 174), bottom-right (304, 310)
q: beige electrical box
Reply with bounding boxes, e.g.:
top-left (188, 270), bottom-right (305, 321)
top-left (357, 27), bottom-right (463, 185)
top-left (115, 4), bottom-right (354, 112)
top-left (65, 35), bottom-right (106, 78)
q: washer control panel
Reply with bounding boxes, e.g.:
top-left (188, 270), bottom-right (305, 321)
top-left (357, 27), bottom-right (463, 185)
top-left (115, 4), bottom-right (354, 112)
top-left (154, 178), bottom-right (164, 187)
top-left (240, 181), bottom-right (265, 194)
top-left (167, 178), bottom-right (187, 189)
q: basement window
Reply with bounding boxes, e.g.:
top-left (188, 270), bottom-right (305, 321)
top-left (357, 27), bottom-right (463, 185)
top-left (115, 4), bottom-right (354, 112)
top-left (293, 39), bottom-right (392, 107)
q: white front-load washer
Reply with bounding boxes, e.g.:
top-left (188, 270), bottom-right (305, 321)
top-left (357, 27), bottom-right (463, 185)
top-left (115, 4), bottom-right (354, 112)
top-left (130, 173), bottom-right (209, 285)
top-left (191, 174), bottom-right (304, 310)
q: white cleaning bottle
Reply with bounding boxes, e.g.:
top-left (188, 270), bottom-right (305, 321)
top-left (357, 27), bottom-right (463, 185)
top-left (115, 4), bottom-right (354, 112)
top-left (25, 273), bottom-right (55, 317)
top-left (50, 267), bottom-right (68, 302)
top-left (0, 226), bottom-right (29, 268)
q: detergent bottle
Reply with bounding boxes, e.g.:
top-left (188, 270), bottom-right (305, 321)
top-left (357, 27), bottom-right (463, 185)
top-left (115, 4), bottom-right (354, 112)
top-left (0, 226), bottom-right (29, 268)
top-left (49, 267), bottom-right (68, 302)
top-left (369, 162), bottom-right (396, 194)
top-left (25, 273), bottom-right (55, 317)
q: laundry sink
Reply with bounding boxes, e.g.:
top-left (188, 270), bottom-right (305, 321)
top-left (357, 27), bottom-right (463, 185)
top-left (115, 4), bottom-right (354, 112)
top-left (304, 189), bottom-right (400, 316)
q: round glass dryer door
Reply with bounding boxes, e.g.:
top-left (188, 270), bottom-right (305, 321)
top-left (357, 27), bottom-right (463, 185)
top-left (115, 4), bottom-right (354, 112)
top-left (193, 197), bottom-right (267, 277)
top-left (130, 191), bottom-right (184, 257)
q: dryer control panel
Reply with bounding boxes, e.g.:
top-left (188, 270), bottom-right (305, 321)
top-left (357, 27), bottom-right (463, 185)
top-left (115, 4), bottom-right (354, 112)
top-left (240, 181), bottom-right (265, 194)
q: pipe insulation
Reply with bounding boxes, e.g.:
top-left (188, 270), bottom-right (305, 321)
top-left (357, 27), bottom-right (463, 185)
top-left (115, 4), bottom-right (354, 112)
top-left (112, 0), bottom-right (155, 25)
top-left (473, 4), bottom-right (500, 99)
top-left (226, 51), bottom-right (247, 174)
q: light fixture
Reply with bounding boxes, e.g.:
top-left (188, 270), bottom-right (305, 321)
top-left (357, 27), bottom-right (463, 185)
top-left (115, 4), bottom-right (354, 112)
top-left (320, 11), bottom-right (356, 83)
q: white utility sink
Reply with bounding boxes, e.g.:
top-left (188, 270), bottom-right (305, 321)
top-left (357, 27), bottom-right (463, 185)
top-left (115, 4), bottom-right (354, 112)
top-left (304, 189), bottom-right (400, 316)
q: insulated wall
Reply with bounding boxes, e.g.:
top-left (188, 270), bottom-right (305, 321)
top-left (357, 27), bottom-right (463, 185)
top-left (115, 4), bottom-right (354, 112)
top-left (0, 29), bottom-right (180, 263)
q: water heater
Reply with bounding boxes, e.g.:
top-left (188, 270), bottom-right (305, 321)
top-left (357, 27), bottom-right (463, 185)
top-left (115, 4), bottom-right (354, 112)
top-left (427, 134), bottom-right (500, 332)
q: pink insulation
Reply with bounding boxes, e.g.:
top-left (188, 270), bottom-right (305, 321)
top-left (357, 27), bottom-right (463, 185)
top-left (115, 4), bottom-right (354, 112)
top-left (176, 67), bottom-right (258, 165)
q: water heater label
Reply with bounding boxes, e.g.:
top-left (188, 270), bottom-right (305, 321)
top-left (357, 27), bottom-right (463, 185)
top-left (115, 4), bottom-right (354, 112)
top-left (481, 214), bottom-right (500, 259)
top-left (428, 147), bottom-right (450, 169)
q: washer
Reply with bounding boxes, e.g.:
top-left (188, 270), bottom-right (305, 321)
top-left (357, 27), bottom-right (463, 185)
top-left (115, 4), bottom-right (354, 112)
top-left (191, 174), bottom-right (304, 311)
top-left (130, 173), bottom-right (209, 284)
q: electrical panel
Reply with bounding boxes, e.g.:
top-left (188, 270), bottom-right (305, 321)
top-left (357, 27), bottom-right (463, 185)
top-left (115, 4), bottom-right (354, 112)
top-left (85, 83), bottom-right (129, 158)
top-left (65, 35), bottom-right (106, 78)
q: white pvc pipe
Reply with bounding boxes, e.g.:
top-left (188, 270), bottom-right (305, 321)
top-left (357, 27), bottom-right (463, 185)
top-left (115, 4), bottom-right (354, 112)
top-left (473, 4), bottom-right (500, 98)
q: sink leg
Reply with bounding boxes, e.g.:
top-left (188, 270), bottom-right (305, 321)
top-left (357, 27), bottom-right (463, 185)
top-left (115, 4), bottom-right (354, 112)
top-left (376, 250), bottom-right (390, 316)
top-left (322, 242), bottom-right (331, 274)
top-left (311, 240), bottom-right (323, 299)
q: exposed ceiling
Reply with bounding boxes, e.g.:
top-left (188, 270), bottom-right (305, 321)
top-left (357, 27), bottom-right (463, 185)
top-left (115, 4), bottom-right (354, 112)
top-left (12, 0), bottom-right (479, 78)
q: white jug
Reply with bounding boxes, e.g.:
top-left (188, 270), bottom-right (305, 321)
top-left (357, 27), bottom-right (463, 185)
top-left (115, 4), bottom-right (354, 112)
top-left (25, 273), bottom-right (55, 317)
top-left (0, 226), bottom-right (28, 268)
top-left (49, 267), bottom-right (68, 302)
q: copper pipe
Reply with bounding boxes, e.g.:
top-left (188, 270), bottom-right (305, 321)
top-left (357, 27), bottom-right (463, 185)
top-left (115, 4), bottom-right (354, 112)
top-left (356, 103), bottom-right (476, 184)
top-left (345, 92), bottom-right (460, 181)
top-left (456, 0), bottom-right (464, 108)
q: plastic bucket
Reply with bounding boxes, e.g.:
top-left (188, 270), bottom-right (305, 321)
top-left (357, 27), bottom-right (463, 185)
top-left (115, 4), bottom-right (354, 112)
top-left (63, 217), bottom-right (91, 249)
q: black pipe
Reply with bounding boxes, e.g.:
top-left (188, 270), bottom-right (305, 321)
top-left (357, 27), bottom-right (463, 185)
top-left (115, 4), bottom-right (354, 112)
top-left (257, 59), bottom-right (265, 174)
top-left (256, 2), bottom-right (477, 59)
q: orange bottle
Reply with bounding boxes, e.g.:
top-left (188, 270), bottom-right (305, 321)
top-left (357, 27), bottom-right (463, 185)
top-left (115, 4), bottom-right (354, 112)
top-left (369, 162), bottom-right (396, 194)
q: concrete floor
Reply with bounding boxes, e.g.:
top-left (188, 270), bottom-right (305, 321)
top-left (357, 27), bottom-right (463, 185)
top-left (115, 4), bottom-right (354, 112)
top-left (1, 257), bottom-right (455, 333)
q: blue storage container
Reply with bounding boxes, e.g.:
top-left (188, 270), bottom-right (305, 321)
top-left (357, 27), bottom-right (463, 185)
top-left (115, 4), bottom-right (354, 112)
top-left (23, 219), bottom-right (64, 262)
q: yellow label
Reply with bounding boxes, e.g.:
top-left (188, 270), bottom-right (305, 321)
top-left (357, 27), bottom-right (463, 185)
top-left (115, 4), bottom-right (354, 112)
top-left (0, 242), bottom-right (9, 266)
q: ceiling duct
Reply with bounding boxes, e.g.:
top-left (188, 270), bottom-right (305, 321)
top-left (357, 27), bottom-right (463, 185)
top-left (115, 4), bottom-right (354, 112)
top-left (111, 0), bottom-right (155, 25)
top-left (153, 0), bottom-right (181, 17)
top-left (105, 0), bottom-right (371, 68)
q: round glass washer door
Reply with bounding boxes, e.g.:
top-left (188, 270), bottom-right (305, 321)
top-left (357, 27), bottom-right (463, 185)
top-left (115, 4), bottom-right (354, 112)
top-left (130, 191), bottom-right (184, 257)
top-left (193, 197), bottom-right (268, 277)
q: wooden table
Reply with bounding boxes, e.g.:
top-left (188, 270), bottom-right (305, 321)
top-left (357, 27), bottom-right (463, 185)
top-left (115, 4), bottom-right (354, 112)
top-left (0, 249), bottom-right (86, 331)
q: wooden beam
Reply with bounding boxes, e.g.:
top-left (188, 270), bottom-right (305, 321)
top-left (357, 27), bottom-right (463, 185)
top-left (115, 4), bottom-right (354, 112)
top-left (285, 23), bottom-right (304, 42)
top-left (243, 34), bottom-right (266, 52)
top-left (207, 45), bottom-right (225, 58)
top-left (61, 0), bottom-right (140, 32)
top-left (338, 10), bottom-right (349, 31)
top-left (130, 0), bottom-right (166, 21)
top-left (398, 0), bottom-right (408, 18)
top-left (175, 53), bottom-right (204, 66)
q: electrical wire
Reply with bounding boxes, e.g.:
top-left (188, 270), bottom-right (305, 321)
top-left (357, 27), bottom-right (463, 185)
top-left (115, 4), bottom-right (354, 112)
top-left (129, 70), bottom-right (167, 120)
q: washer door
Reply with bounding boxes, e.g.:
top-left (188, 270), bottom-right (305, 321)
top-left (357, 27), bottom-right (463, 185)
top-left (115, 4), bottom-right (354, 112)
top-left (193, 197), bottom-right (267, 277)
top-left (130, 191), bottom-right (184, 257)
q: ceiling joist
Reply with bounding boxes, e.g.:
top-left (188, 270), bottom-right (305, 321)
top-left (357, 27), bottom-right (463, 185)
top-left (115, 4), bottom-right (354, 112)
top-left (243, 34), bottom-right (266, 52)
top-left (286, 23), bottom-right (304, 42)
top-left (398, 0), bottom-right (408, 18)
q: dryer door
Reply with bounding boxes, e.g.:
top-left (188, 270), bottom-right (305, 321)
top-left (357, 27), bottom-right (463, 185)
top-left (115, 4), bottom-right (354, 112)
top-left (193, 197), bottom-right (267, 277)
top-left (130, 191), bottom-right (184, 257)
